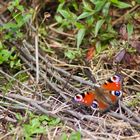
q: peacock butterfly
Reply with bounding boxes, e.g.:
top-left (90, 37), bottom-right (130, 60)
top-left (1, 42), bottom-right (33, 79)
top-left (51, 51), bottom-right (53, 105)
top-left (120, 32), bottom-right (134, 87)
top-left (73, 74), bottom-right (123, 112)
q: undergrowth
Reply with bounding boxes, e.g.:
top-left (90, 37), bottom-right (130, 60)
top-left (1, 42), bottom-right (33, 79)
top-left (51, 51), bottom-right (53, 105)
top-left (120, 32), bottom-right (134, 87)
top-left (0, 0), bottom-right (32, 69)
top-left (0, 0), bottom-right (140, 140)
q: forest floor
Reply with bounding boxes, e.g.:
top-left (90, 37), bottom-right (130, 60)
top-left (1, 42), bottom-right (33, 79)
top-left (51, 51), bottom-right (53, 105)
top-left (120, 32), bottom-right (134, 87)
top-left (0, 1), bottom-right (140, 140)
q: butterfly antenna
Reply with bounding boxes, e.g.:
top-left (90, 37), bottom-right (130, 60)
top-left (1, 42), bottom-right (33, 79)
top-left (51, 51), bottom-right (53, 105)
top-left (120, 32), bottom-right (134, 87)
top-left (61, 68), bottom-right (76, 91)
top-left (83, 59), bottom-right (97, 84)
top-left (84, 67), bottom-right (97, 83)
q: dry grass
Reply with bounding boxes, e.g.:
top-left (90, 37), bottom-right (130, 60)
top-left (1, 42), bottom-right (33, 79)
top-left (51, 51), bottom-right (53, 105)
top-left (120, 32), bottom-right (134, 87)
top-left (0, 1), bottom-right (140, 139)
top-left (0, 43), bottom-right (140, 139)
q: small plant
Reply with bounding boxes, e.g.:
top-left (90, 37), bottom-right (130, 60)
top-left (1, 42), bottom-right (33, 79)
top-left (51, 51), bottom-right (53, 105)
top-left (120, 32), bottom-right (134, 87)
top-left (1, 0), bottom-right (32, 42)
top-left (23, 118), bottom-right (46, 140)
top-left (9, 112), bottom-right (61, 140)
top-left (64, 48), bottom-right (83, 61)
top-left (23, 114), bottom-right (61, 140)
top-left (55, 0), bottom-right (132, 59)
top-left (0, 42), bottom-right (21, 69)
top-left (61, 131), bottom-right (81, 140)
top-left (127, 92), bottom-right (140, 107)
top-left (0, 0), bottom-right (33, 69)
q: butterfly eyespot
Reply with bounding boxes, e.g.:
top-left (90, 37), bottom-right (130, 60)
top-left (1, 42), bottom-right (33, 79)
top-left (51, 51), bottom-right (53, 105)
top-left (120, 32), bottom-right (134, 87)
top-left (91, 100), bottom-right (98, 109)
top-left (104, 82), bottom-right (108, 85)
top-left (111, 75), bottom-right (121, 82)
top-left (74, 94), bottom-right (83, 102)
top-left (111, 91), bottom-right (122, 97)
top-left (113, 76), bottom-right (117, 80)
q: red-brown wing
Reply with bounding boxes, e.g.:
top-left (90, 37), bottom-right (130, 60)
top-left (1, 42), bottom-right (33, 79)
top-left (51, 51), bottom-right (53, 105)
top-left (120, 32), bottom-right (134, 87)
top-left (74, 91), bottom-right (109, 111)
top-left (101, 74), bottom-right (122, 91)
top-left (100, 74), bottom-right (122, 104)
top-left (74, 91), bottom-right (96, 106)
top-left (74, 74), bottom-right (122, 111)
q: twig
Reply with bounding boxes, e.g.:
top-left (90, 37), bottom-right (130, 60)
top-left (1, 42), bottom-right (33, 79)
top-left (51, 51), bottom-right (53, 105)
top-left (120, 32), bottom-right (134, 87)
top-left (120, 102), bottom-right (140, 123)
top-left (112, 5), bottom-right (140, 26)
top-left (46, 68), bottom-right (82, 94)
top-left (0, 115), bottom-right (17, 123)
top-left (35, 33), bottom-right (39, 83)
top-left (20, 55), bottom-right (68, 99)
top-left (20, 41), bottom-right (140, 125)
top-left (20, 40), bottom-right (96, 88)
top-left (0, 103), bottom-right (16, 116)
top-left (49, 23), bottom-right (75, 38)
top-left (66, 110), bottom-right (108, 126)
top-left (30, 102), bottom-right (57, 118)
top-left (0, 69), bottom-right (35, 92)
top-left (108, 111), bottom-right (140, 128)
top-left (0, 94), bottom-right (35, 111)
top-left (46, 54), bottom-right (88, 68)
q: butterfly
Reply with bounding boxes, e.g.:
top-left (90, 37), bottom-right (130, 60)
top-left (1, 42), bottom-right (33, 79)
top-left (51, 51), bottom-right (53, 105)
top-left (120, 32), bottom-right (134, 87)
top-left (73, 74), bottom-right (123, 112)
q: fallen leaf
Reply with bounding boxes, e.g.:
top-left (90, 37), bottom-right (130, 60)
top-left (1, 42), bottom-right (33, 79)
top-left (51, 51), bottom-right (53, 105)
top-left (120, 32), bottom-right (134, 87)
top-left (123, 52), bottom-right (131, 64)
top-left (130, 40), bottom-right (140, 54)
top-left (119, 24), bottom-right (128, 40)
top-left (114, 49), bottom-right (126, 63)
top-left (85, 47), bottom-right (95, 62)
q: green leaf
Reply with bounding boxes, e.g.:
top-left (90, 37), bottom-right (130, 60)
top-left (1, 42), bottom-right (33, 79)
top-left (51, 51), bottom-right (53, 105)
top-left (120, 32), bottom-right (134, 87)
top-left (96, 41), bottom-right (102, 54)
top-left (0, 41), bottom-right (3, 50)
top-left (55, 15), bottom-right (63, 23)
top-left (83, 0), bottom-right (93, 11)
top-left (15, 113), bottom-right (23, 121)
top-left (59, 0), bottom-right (65, 3)
top-left (136, 0), bottom-right (140, 4)
top-left (0, 50), bottom-right (11, 63)
top-left (127, 23), bottom-right (133, 39)
top-left (39, 115), bottom-right (50, 121)
top-left (69, 10), bottom-right (77, 20)
top-left (95, 19), bottom-right (105, 37)
top-left (48, 118), bottom-right (61, 126)
top-left (31, 118), bottom-right (40, 127)
top-left (58, 9), bottom-right (71, 19)
top-left (10, 61), bottom-right (15, 68)
top-left (64, 49), bottom-right (82, 60)
top-left (57, 2), bottom-right (64, 12)
top-left (111, 0), bottom-right (132, 8)
top-left (91, 0), bottom-right (106, 12)
top-left (65, 50), bottom-right (76, 60)
top-left (77, 11), bottom-right (94, 20)
top-left (17, 5), bottom-right (24, 12)
top-left (100, 33), bottom-right (115, 41)
top-left (75, 22), bottom-right (85, 29)
top-left (89, 0), bottom-right (96, 4)
top-left (69, 131), bottom-right (81, 140)
top-left (72, 1), bottom-right (78, 11)
top-left (61, 133), bottom-right (68, 140)
top-left (86, 16), bottom-right (94, 26)
top-left (22, 14), bottom-right (32, 23)
top-left (3, 22), bottom-right (18, 30)
top-left (31, 127), bottom-right (45, 134)
top-left (102, 2), bottom-right (111, 16)
top-left (76, 28), bottom-right (86, 48)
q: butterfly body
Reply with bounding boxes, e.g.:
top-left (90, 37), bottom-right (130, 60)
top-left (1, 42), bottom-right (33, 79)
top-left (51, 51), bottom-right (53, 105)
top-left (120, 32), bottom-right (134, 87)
top-left (73, 74), bottom-right (122, 112)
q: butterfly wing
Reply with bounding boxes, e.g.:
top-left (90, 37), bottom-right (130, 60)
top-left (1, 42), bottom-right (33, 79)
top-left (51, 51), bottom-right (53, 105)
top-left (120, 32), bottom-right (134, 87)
top-left (90, 74), bottom-right (123, 111)
top-left (100, 74), bottom-right (123, 104)
top-left (102, 74), bottom-right (122, 91)
top-left (73, 91), bottom-right (96, 106)
top-left (73, 91), bottom-right (110, 111)
top-left (73, 74), bottom-right (123, 111)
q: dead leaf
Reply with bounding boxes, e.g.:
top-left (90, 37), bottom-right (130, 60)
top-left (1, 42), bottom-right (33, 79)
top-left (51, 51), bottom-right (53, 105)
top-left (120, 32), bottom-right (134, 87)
top-left (119, 24), bottom-right (128, 40)
top-left (130, 40), bottom-right (140, 54)
top-left (85, 47), bottom-right (95, 62)
top-left (123, 52), bottom-right (131, 64)
top-left (114, 49), bottom-right (126, 63)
